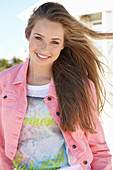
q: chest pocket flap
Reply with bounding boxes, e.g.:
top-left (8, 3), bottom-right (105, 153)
top-left (0, 91), bottom-right (18, 117)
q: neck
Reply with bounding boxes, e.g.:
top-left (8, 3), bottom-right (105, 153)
top-left (27, 60), bottom-right (52, 86)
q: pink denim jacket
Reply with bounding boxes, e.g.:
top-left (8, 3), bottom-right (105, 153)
top-left (0, 58), bottom-right (112, 170)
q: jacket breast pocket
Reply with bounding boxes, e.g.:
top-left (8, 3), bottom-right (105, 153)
top-left (0, 91), bottom-right (18, 117)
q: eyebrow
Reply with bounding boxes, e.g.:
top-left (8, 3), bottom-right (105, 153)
top-left (34, 33), bottom-right (62, 41)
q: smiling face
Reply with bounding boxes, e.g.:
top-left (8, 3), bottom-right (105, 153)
top-left (27, 18), bottom-right (64, 71)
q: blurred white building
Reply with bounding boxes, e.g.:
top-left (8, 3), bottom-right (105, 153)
top-left (18, 0), bottom-right (113, 157)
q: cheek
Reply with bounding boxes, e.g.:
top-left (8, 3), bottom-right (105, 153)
top-left (55, 48), bottom-right (63, 57)
top-left (52, 50), bottom-right (62, 60)
top-left (51, 46), bottom-right (63, 55)
top-left (29, 40), bottom-right (37, 51)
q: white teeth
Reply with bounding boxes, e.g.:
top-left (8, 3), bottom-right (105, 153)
top-left (38, 54), bottom-right (48, 59)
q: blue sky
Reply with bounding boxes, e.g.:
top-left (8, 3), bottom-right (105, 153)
top-left (0, 0), bottom-right (39, 60)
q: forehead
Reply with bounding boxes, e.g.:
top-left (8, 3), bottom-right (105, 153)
top-left (32, 18), bottom-right (64, 38)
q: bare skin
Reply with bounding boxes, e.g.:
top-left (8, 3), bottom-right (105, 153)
top-left (27, 18), bottom-right (64, 85)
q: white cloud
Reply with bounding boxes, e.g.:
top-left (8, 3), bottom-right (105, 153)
top-left (1, 54), bottom-right (14, 60)
top-left (0, 47), bottom-right (13, 60)
top-left (14, 47), bottom-right (29, 61)
top-left (0, 46), bottom-right (29, 61)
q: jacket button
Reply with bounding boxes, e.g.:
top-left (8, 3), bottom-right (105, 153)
top-left (4, 95), bottom-right (7, 99)
top-left (84, 161), bottom-right (88, 164)
top-left (48, 97), bottom-right (51, 101)
top-left (72, 144), bottom-right (76, 149)
top-left (56, 112), bottom-right (60, 116)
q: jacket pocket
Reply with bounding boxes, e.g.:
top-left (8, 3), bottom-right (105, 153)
top-left (0, 91), bottom-right (18, 117)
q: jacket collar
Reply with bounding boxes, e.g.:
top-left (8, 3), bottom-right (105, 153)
top-left (12, 57), bottom-right (30, 85)
top-left (12, 57), bottom-right (57, 99)
top-left (47, 77), bottom-right (58, 99)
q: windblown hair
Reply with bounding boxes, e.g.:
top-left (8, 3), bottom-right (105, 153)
top-left (25, 2), bottom-right (113, 133)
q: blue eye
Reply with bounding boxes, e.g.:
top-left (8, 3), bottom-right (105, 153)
top-left (35, 37), bottom-right (42, 40)
top-left (52, 41), bottom-right (59, 44)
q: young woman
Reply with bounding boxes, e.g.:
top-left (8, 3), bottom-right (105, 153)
top-left (0, 2), bottom-right (112, 170)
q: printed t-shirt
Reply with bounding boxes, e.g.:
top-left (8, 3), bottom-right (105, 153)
top-left (13, 83), bottom-right (90, 170)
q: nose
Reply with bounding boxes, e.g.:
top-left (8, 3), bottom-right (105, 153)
top-left (40, 41), bottom-right (49, 52)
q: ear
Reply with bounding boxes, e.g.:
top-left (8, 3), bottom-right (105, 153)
top-left (61, 41), bottom-right (64, 50)
top-left (61, 46), bottom-right (64, 50)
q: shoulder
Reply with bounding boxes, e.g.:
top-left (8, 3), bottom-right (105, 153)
top-left (0, 63), bottom-right (23, 85)
top-left (83, 78), bottom-right (96, 92)
top-left (83, 78), bottom-right (97, 102)
top-left (0, 63), bottom-right (23, 77)
top-left (0, 63), bottom-right (23, 75)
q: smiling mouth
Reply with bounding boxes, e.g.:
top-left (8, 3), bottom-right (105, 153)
top-left (35, 53), bottom-right (51, 59)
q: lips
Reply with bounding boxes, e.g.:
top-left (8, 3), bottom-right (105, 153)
top-left (35, 52), bottom-right (50, 60)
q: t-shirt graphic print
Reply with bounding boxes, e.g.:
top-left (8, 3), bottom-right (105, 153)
top-left (13, 96), bottom-right (69, 170)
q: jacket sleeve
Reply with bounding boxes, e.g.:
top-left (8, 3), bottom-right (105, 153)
top-left (0, 74), bottom-right (13, 170)
top-left (85, 81), bottom-right (112, 170)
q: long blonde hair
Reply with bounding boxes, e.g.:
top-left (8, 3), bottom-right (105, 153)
top-left (25, 2), bottom-right (113, 133)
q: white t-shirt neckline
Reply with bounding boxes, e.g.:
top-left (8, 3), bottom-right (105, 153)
top-left (27, 83), bottom-right (50, 98)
